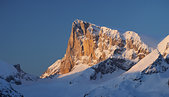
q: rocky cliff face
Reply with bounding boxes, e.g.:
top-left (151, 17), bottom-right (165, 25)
top-left (41, 20), bottom-right (152, 78)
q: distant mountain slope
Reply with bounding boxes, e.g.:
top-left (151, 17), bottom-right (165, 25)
top-left (0, 61), bottom-right (39, 97)
top-left (0, 60), bottom-right (38, 85)
top-left (41, 20), bottom-right (152, 78)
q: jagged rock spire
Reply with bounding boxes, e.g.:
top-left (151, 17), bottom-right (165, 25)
top-left (41, 20), bottom-right (152, 78)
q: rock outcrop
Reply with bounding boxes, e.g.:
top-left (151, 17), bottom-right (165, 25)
top-left (41, 20), bottom-right (152, 78)
top-left (0, 78), bottom-right (23, 97)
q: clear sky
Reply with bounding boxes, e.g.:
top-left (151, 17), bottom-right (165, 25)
top-left (0, 0), bottom-right (169, 76)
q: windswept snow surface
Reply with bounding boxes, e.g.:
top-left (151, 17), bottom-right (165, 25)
top-left (86, 72), bottom-right (169, 97)
top-left (15, 63), bottom-right (125, 97)
top-left (15, 69), bottom-right (98, 97)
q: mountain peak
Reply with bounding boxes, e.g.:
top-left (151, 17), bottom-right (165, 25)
top-left (74, 19), bottom-right (84, 22)
top-left (72, 19), bottom-right (101, 36)
top-left (72, 19), bottom-right (85, 26)
top-left (72, 19), bottom-right (91, 29)
top-left (41, 20), bottom-right (152, 78)
top-left (123, 31), bottom-right (141, 42)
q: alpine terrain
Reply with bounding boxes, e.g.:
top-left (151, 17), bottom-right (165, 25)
top-left (41, 19), bottom-right (152, 78)
top-left (0, 20), bottom-right (168, 97)
top-left (0, 61), bottom-right (38, 97)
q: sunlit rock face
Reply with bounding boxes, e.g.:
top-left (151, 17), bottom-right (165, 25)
top-left (41, 20), bottom-right (152, 78)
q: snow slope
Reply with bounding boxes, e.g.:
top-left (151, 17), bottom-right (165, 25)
top-left (15, 66), bottom-right (124, 97)
top-left (86, 50), bottom-right (169, 97)
top-left (157, 35), bottom-right (169, 58)
top-left (0, 60), bottom-right (38, 85)
top-left (0, 78), bottom-right (23, 97)
top-left (0, 60), bottom-right (38, 96)
top-left (86, 37), bottom-right (169, 97)
top-left (0, 60), bottom-right (17, 77)
top-left (86, 72), bottom-right (169, 97)
top-left (126, 49), bottom-right (160, 74)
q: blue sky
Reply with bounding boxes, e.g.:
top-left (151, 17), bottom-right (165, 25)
top-left (0, 0), bottom-right (169, 76)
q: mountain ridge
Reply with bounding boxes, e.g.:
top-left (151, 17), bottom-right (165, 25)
top-left (41, 20), bottom-right (152, 78)
top-left (0, 20), bottom-right (168, 97)
top-left (85, 35), bottom-right (169, 97)
top-left (0, 60), bottom-right (38, 96)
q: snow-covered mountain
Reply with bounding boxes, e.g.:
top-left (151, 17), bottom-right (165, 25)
top-left (1, 20), bottom-right (168, 97)
top-left (0, 60), bottom-right (39, 96)
top-left (0, 61), bottom-right (38, 85)
top-left (41, 20), bottom-right (152, 78)
top-left (14, 34), bottom-right (168, 97)
top-left (85, 36), bottom-right (169, 97)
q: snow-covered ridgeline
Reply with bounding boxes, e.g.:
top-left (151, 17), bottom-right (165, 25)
top-left (157, 35), bottom-right (169, 58)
